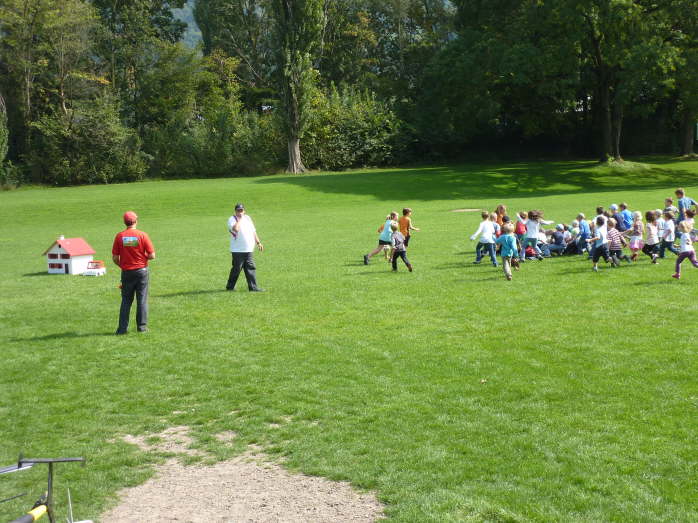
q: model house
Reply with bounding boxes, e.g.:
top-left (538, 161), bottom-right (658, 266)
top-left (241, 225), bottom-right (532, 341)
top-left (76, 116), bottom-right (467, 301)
top-left (43, 236), bottom-right (96, 275)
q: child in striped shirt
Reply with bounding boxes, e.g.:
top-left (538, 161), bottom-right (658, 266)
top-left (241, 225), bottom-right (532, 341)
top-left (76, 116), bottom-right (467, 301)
top-left (607, 219), bottom-right (631, 264)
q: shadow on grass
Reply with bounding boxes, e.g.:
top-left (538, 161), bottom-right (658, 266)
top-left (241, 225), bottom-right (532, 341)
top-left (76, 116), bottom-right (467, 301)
top-left (633, 279), bottom-right (675, 285)
top-left (350, 270), bottom-right (395, 276)
top-left (254, 160), bottom-right (698, 202)
top-left (432, 262), bottom-right (472, 270)
top-left (456, 276), bottom-right (503, 282)
top-left (155, 289), bottom-right (228, 298)
top-left (10, 331), bottom-right (113, 342)
top-left (22, 272), bottom-right (52, 277)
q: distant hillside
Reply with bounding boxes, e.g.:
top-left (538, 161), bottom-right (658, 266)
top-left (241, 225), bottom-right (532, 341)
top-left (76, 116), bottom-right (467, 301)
top-left (173, 0), bottom-right (202, 49)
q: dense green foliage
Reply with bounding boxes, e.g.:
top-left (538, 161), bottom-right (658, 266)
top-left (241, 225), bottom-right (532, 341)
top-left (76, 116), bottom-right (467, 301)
top-left (2, 159), bottom-right (698, 521)
top-left (29, 96), bottom-right (146, 185)
top-left (0, 0), bottom-right (696, 185)
top-left (303, 87), bottom-right (405, 170)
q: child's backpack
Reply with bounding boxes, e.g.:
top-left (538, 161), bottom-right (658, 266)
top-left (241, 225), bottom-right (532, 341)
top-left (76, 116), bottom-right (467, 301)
top-left (515, 220), bottom-right (526, 235)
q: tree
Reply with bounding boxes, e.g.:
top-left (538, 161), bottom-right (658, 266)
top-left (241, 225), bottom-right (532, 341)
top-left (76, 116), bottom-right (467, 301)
top-left (0, 91), bottom-right (7, 166)
top-left (569, 0), bottom-right (679, 160)
top-left (270, 0), bottom-right (325, 173)
top-left (0, 0), bottom-right (53, 151)
top-left (672, 0), bottom-right (698, 156)
top-left (44, 0), bottom-right (101, 115)
top-left (194, 0), bottom-right (275, 97)
top-left (90, 0), bottom-right (186, 124)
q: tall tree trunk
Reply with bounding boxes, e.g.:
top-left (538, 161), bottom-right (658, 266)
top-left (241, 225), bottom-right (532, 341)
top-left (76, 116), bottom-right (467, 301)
top-left (612, 102), bottom-right (623, 161)
top-left (0, 91), bottom-right (7, 164)
top-left (598, 81), bottom-right (613, 162)
top-left (680, 107), bottom-right (695, 156)
top-left (287, 137), bottom-right (306, 173)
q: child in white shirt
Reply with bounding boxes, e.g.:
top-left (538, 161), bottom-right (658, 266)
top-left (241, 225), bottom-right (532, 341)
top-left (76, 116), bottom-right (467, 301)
top-left (672, 221), bottom-right (698, 279)
top-left (642, 210), bottom-right (660, 263)
top-left (659, 210), bottom-right (678, 258)
top-left (470, 211), bottom-right (498, 266)
top-left (523, 210), bottom-right (553, 261)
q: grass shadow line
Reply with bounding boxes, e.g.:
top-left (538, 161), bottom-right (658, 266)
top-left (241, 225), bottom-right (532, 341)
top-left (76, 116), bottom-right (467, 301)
top-left (155, 289), bottom-right (228, 298)
top-left (254, 160), bottom-right (698, 202)
top-left (10, 331), bottom-right (114, 342)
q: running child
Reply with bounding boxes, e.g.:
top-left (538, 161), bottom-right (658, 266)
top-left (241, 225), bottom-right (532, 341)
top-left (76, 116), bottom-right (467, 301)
top-left (672, 221), bottom-right (698, 279)
top-left (398, 207), bottom-right (420, 247)
top-left (642, 210), bottom-right (660, 263)
top-left (626, 211), bottom-right (644, 261)
top-left (680, 208), bottom-right (696, 241)
top-left (515, 211), bottom-right (527, 258)
top-left (587, 216), bottom-right (617, 271)
top-left (364, 212), bottom-right (398, 264)
top-left (523, 210), bottom-right (552, 261)
top-left (470, 211), bottom-right (498, 266)
top-left (659, 210), bottom-right (678, 258)
top-left (495, 222), bottom-right (518, 280)
top-left (494, 204), bottom-right (507, 226)
top-left (607, 218), bottom-right (631, 264)
top-left (390, 222), bottom-right (413, 272)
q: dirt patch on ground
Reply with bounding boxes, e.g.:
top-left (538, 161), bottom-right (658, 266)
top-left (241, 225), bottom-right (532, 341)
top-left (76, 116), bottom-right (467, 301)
top-left (451, 208), bottom-right (481, 212)
top-left (122, 425), bottom-right (205, 456)
top-left (103, 427), bottom-right (385, 522)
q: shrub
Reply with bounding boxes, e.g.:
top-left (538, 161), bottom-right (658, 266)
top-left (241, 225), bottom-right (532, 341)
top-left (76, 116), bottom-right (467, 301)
top-left (302, 86), bottom-right (404, 170)
top-left (29, 96), bottom-right (146, 185)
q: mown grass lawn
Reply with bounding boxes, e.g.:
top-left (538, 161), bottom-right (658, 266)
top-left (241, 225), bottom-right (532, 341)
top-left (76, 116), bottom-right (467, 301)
top-left (1, 157), bottom-right (697, 522)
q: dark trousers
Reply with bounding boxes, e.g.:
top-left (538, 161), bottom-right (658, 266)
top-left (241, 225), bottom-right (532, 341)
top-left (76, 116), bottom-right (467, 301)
top-left (659, 240), bottom-right (679, 257)
top-left (642, 243), bottom-right (659, 257)
top-left (592, 244), bottom-right (611, 263)
top-left (391, 250), bottom-right (411, 270)
top-left (476, 242), bottom-right (497, 265)
top-left (117, 268), bottom-right (149, 333)
top-left (610, 249), bottom-right (630, 262)
top-left (227, 252), bottom-right (259, 291)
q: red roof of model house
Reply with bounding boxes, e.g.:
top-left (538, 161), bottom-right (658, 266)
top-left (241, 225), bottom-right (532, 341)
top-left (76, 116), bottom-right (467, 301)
top-left (42, 237), bottom-right (96, 256)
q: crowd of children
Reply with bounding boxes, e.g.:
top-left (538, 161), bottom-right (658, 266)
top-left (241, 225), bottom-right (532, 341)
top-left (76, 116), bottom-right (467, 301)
top-left (466, 188), bottom-right (698, 280)
top-left (362, 188), bottom-right (698, 281)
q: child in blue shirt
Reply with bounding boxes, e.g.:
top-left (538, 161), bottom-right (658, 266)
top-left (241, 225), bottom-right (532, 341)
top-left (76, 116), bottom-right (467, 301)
top-left (364, 211), bottom-right (398, 264)
top-left (495, 222), bottom-right (519, 280)
top-left (587, 216), bottom-right (618, 271)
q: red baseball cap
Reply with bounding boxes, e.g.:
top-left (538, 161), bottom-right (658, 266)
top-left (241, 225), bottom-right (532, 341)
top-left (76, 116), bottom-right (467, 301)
top-left (123, 211), bottom-right (138, 225)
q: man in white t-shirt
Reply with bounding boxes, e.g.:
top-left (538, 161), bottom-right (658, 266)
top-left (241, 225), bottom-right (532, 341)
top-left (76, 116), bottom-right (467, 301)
top-left (226, 203), bottom-right (264, 291)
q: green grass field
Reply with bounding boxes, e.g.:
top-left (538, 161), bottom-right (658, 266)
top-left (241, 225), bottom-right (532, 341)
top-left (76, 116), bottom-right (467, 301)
top-left (2, 157), bottom-right (698, 521)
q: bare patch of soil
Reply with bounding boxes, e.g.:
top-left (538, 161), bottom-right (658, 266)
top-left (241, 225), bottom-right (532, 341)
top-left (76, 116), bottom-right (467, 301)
top-left (451, 208), bottom-right (481, 212)
top-left (122, 425), bottom-right (204, 456)
top-left (103, 427), bottom-right (384, 522)
top-left (214, 430), bottom-right (237, 443)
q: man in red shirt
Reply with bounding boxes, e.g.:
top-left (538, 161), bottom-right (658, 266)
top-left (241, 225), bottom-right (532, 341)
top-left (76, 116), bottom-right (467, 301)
top-left (112, 211), bottom-right (155, 334)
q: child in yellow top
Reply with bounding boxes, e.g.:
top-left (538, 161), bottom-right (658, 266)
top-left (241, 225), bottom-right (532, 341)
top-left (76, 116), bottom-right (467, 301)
top-left (398, 208), bottom-right (420, 247)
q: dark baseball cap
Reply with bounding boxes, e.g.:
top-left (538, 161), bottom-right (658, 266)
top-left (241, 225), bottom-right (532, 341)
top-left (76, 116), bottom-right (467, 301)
top-left (235, 203), bottom-right (245, 210)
